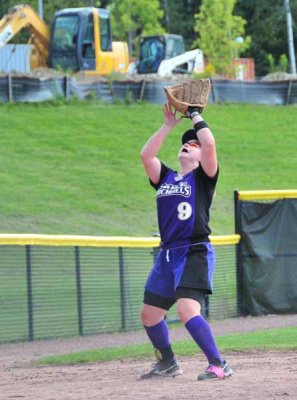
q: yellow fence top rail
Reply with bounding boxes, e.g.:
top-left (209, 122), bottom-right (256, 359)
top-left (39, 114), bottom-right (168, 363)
top-left (237, 189), bottom-right (297, 201)
top-left (0, 234), bottom-right (240, 247)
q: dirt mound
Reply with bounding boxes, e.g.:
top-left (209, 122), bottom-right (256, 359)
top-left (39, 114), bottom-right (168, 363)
top-left (27, 67), bottom-right (65, 79)
top-left (261, 72), bottom-right (297, 81)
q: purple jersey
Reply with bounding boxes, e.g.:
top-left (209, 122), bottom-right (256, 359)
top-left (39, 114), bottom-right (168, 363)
top-left (150, 163), bottom-right (218, 244)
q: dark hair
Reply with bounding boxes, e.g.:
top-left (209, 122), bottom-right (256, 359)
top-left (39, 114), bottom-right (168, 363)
top-left (181, 129), bottom-right (200, 145)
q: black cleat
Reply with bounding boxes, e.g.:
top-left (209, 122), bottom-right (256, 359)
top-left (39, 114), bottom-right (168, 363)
top-left (140, 359), bottom-right (183, 379)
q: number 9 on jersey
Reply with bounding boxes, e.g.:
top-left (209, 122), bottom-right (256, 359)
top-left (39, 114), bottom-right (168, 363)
top-left (177, 202), bottom-right (192, 220)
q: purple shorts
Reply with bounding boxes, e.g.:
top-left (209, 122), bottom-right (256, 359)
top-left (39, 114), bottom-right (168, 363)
top-left (145, 242), bottom-right (215, 299)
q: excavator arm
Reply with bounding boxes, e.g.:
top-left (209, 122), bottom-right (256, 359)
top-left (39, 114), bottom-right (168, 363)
top-left (0, 4), bottom-right (49, 67)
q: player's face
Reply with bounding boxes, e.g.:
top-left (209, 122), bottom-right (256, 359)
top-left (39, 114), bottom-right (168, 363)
top-left (178, 141), bottom-right (201, 162)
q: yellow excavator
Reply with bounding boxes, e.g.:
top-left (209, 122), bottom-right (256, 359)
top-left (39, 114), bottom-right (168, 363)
top-left (0, 4), bottom-right (129, 75)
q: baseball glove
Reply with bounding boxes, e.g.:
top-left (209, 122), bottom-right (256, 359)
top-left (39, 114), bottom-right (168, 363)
top-left (164, 79), bottom-right (211, 116)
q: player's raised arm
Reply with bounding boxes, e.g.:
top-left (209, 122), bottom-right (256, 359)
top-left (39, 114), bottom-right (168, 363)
top-left (164, 79), bottom-right (217, 178)
top-left (140, 104), bottom-right (182, 184)
top-left (190, 110), bottom-right (218, 178)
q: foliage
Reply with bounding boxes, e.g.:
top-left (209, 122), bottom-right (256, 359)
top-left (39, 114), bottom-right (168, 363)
top-left (109, 0), bottom-right (164, 54)
top-left (235, 0), bottom-right (297, 76)
top-left (0, 0), bottom-right (90, 23)
top-left (279, 53), bottom-right (289, 72)
top-left (267, 53), bottom-right (289, 73)
top-left (193, 0), bottom-right (251, 74)
top-left (160, 0), bottom-right (202, 50)
top-left (191, 62), bottom-right (216, 79)
top-left (42, 1), bottom-right (87, 24)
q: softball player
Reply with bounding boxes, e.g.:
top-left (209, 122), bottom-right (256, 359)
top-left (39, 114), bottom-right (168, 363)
top-left (139, 103), bottom-right (233, 380)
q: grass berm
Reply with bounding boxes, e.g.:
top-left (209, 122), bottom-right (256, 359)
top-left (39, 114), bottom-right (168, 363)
top-left (0, 100), bottom-right (296, 236)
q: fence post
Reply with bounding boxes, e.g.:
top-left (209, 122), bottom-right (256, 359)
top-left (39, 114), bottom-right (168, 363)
top-left (64, 75), bottom-right (70, 100)
top-left (234, 190), bottom-right (244, 316)
top-left (210, 78), bottom-right (216, 104)
top-left (25, 245), bottom-right (34, 341)
top-left (286, 80), bottom-right (292, 104)
top-left (8, 73), bottom-right (13, 103)
top-left (118, 247), bottom-right (126, 331)
top-left (139, 80), bottom-right (146, 100)
top-left (74, 246), bottom-right (83, 336)
top-left (205, 295), bottom-right (210, 319)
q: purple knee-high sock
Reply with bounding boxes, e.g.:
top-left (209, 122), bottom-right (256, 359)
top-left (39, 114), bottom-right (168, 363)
top-left (144, 320), bottom-right (174, 362)
top-left (185, 315), bottom-right (223, 364)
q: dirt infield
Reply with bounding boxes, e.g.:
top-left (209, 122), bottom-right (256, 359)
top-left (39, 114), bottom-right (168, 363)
top-left (1, 315), bottom-right (296, 400)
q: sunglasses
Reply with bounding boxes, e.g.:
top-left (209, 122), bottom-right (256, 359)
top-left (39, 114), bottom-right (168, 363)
top-left (187, 142), bottom-right (200, 148)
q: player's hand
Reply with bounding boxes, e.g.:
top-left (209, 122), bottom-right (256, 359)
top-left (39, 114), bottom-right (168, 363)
top-left (163, 103), bottom-right (182, 129)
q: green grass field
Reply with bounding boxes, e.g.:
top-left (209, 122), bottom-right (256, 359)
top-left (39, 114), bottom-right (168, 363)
top-left (37, 326), bottom-right (297, 365)
top-left (0, 100), bottom-right (296, 237)
top-left (0, 100), bottom-right (296, 355)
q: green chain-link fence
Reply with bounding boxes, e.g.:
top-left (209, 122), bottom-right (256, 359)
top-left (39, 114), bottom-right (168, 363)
top-left (0, 234), bottom-right (240, 343)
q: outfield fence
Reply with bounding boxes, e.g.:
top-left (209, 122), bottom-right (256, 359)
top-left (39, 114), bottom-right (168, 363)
top-left (0, 234), bottom-right (239, 344)
top-left (1, 75), bottom-right (297, 105)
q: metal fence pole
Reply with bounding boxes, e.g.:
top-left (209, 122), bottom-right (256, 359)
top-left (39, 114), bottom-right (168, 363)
top-left (64, 76), bottom-right (70, 100)
top-left (210, 78), bottom-right (216, 104)
top-left (8, 74), bottom-right (12, 103)
top-left (205, 295), bottom-right (210, 319)
top-left (38, 0), bottom-right (43, 19)
top-left (234, 190), bottom-right (244, 316)
top-left (25, 245), bottom-right (34, 341)
top-left (286, 80), bottom-right (292, 104)
top-left (139, 80), bottom-right (146, 100)
top-left (75, 246), bottom-right (83, 336)
top-left (118, 247), bottom-right (126, 331)
top-left (284, 0), bottom-right (297, 75)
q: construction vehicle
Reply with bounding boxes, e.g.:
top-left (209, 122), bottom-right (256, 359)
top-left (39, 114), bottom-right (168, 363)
top-left (0, 4), bottom-right (49, 70)
top-left (128, 34), bottom-right (204, 77)
top-left (0, 4), bottom-right (129, 75)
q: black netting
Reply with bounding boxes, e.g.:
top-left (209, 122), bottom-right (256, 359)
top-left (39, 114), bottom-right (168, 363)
top-left (237, 198), bottom-right (297, 316)
top-left (1, 75), bottom-right (297, 105)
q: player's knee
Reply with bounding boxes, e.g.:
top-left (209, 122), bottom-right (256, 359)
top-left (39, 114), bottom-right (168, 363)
top-left (140, 304), bottom-right (166, 326)
top-left (177, 307), bottom-right (193, 323)
top-left (140, 307), bottom-right (149, 325)
top-left (177, 302), bottom-right (201, 324)
top-left (140, 306), bottom-right (156, 326)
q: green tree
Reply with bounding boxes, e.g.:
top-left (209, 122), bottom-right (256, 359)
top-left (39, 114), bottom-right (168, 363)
top-left (42, 1), bottom-right (91, 24)
top-left (235, 0), bottom-right (297, 77)
top-left (0, 0), bottom-right (9, 18)
top-left (194, 0), bottom-right (250, 74)
top-left (0, 1), bottom-right (89, 23)
top-left (160, 0), bottom-right (202, 50)
top-left (110, 0), bottom-right (164, 55)
top-left (267, 53), bottom-right (288, 73)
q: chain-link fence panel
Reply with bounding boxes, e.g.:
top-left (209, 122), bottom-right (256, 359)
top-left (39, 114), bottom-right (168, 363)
top-left (0, 234), bottom-right (239, 343)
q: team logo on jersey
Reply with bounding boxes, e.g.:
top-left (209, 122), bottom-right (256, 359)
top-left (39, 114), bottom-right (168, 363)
top-left (157, 182), bottom-right (191, 198)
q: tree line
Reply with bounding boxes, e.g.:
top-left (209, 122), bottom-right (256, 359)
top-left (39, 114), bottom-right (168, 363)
top-left (1, 0), bottom-right (296, 77)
